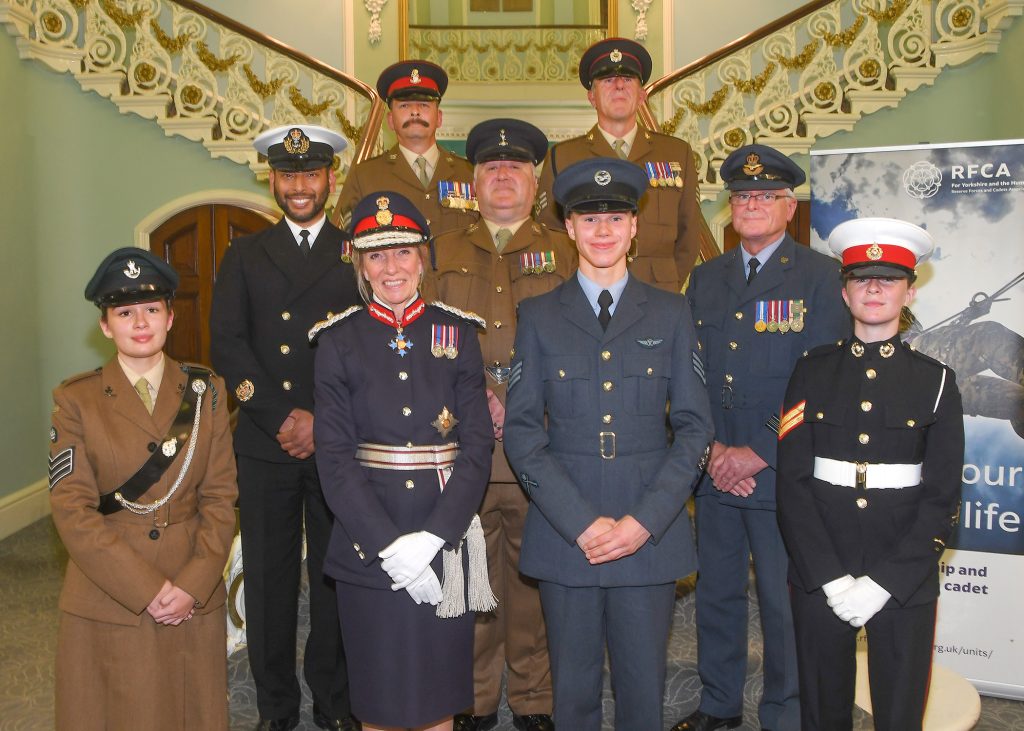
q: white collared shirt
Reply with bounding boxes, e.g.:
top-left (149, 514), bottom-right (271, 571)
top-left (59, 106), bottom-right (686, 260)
top-left (284, 214), bottom-right (328, 249)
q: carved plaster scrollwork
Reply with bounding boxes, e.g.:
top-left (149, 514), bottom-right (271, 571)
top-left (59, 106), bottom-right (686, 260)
top-left (631, 0), bottom-right (652, 41)
top-left (364, 0), bottom-right (386, 46)
top-left (172, 8), bottom-right (217, 117)
top-left (218, 32), bottom-right (263, 140)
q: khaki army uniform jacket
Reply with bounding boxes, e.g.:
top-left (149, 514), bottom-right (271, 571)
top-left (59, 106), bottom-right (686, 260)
top-left (337, 144), bottom-right (478, 236)
top-left (536, 125), bottom-right (709, 292)
top-left (426, 220), bottom-right (577, 482)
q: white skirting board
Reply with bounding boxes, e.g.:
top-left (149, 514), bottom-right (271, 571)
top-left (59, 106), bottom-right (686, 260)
top-left (0, 479), bottom-right (50, 542)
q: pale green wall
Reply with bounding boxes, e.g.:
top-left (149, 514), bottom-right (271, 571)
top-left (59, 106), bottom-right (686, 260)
top-left (0, 31), bottom-right (264, 501)
top-left (676, 0), bottom-right (806, 67)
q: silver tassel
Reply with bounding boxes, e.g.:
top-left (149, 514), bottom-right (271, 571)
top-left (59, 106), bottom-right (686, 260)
top-left (467, 514), bottom-right (497, 612)
top-left (436, 540), bottom-right (466, 619)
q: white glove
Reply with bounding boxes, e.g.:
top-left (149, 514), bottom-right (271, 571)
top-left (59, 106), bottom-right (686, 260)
top-left (379, 531), bottom-right (445, 589)
top-left (822, 574), bottom-right (856, 600)
top-left (828, 575), bottom-right (892, 628)
top-left (404, 567), bottom-right (443, 606)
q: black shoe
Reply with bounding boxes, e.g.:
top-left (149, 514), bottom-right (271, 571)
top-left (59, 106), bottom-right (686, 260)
top-left (311, 704), bottom-right (360, 731)
top-left (513, 713), bottom-right (554, 731)
top-left (253, 715), bottom-right (300, 731)
top-left (670, 709), bottom-right (743, 731)
top-left (453, 712), bottom-right (499, 731)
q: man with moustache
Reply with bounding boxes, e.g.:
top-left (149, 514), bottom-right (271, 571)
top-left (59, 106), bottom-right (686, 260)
top-left (672, 144), bottom-right (849, 731)
top-left (210, 125), bottom-right (361, 731)
top-left (535, 38), bottom-right (711, 291)
top-left (429, 119), bottom-right (574, 731)
top-left (337, 60), bottom-right (477, 237)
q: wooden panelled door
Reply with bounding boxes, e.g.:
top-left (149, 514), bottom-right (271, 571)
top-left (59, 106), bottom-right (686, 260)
top-left (722, 199), bottom-right (811, 252)
top-left (150, 204), bottom-right (274, 367)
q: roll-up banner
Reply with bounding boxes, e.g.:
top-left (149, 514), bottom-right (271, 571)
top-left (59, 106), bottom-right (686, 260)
top-left (810, 140), bottom-right (1024, 699)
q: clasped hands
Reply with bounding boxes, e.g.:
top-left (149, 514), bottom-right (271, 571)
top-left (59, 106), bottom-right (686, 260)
top-left (577, 515), bottom-right (651, 565)
top-left (147, 579), bottom-right (196, 625)
top-left (708, 442), bottom-right (767, 497)
top-left (379, 531), bottom-right (446, 606)
top-left (822, 574), bottom-right (892, 628)
top-left (278, 408), bottom-right (315, 459)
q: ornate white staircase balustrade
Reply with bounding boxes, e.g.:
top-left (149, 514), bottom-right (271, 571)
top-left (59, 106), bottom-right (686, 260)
top-left (0, 0), bottom-right (381, 175)
top-left (641, 0), bottom-right (1024, 200)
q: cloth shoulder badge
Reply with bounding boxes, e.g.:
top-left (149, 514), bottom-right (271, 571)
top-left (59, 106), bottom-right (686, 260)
top-left (777, 400), bottom-right (806, 441)
top-left (48, 447), bottom-right (74, 490)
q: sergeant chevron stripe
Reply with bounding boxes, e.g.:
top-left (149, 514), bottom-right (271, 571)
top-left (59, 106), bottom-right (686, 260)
top-left (48, 447), bottom-right (74, 490)
top-left (778, 400), bottom-right (806, 440)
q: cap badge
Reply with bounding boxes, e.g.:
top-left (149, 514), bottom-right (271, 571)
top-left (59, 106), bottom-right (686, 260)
top-left (375, 195), bottom-right (394, 226)
top-left (742, 153), bottom-right (764, 176)
top-left (866, 243), bottom-right (883, 260)
top-left (235, 379), bottom-right (254, 402)
top-left (498, 129), bottom-right (508, 147)
top-left (610, 49), bottom-right (623, 63)
top-left (123, 260), bottom-right (141, 279)
top-left (410, 68), bottom-right (421, 84)
top-left (283, 128), bottom-right (310, 155)
top-left (594, 170), bottom-right (612, 186)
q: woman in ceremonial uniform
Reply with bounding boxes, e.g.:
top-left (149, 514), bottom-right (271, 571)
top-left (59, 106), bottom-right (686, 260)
top-left (311, 192), bottom-right (494, 731)
top-left (49, 247), bottom-right (237, 730)
top-left (776, 218), bottom-right (965, 731)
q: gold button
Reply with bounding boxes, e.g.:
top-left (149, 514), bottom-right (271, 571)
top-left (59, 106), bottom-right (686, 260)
top-left (497, 255), bottom-right (503, 261)
top-left (866, 368), bottom-right (877, 379)
top-left (558, 369), bottom-right (566, 378)
top-left (602, 414), bottom-right (612, 424)
top-left (725, 374), bottom-right (734, 384)
top-left (281, 311), bottom-right (291, 321)
top-left (460, 267), bottom-right (468, 273)
top-left (496, 286), bottom-right (503, 293)
top-left (861, 401), bottom-right (872, 412)
top-left (735, 311), bottom-right (743, 320)
top-left (282, 381), bottom-right (292, 390)
top-left (603, 381), bottom-right (613, 391)
top-left (729, 341), bottom-right (738, 350)
top-left (494, 321), bottom-right (502, 329)
top-left (406, 442), bottom-right (413, 448)
top-left (402, 407), bottom-right (412, 416)
top-left (399, 371), bottom-right (408, 380)
top-left (601, 350), bottom-right (611, 361)
top-left (646, 367), bottom-right (654, 376)
top-left (353, 543), bottom-right (361, 551)
top-left (326, 312), bottom-right (333, 318)
top-left (358, 551), bottom-right (365, 559)
top-left (859, 433), bottom-right (870, 444)
top-left (816, 412), bottom-right (824, 420)
top-left (907, 419), bottom-right (916, 427)
top-left (856, 498), bottom-right (868, 509)
top-left (405, 480), bottom-right (415, 489)
top-left (280, 344), bottom-right (290, 355)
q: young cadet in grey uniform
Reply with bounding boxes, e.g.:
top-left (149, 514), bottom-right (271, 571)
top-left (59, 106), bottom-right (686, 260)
top-left (504, 158), bottom-right (714, 731)
top-left (673, 144), bottom-right (849, 731)
top-left (778, 219), bottom-right (964, 731)
top-left (210, 125), bottom-right (360, 731)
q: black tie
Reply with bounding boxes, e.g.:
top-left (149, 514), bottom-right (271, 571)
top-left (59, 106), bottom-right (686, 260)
top-left (597, 289), bottom-right (613, 331)
top-left (746, 257), bottom-right (760, 285)
top-left (299, 230), bottom-right (311, 258)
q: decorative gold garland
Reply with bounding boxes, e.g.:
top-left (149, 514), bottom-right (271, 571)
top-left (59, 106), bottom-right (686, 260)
top-left (335, 109), bottom-right (362, 145)
top-left (773, 39), bottom-right (821, 70)
top-left (196, 40), bottom-right (239, 72)
top-left (410, 36), bottom-right (591, 57)
top-left (864, 0), bottom-right (910, 23)
top-left (823, 14), bottom-right (866, 47)
top-left (101, 0), bottom-right (145, 29)
top-left (733, 62), bottom-right (776, 94)
top-left (289, 86), bottom-right (332, 116)
top-left (243, 63), bottom-right (284, 99)
top-left (68, 0), bottom-right (89, 9)
top-left (150, 18), bottom-right (192, 54)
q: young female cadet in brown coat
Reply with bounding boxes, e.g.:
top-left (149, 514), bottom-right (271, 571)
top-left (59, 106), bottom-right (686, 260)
top-left (48, 247), bottom-right (237, 730)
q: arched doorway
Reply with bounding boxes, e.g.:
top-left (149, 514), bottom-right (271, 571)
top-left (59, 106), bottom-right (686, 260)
top-left (149, 204), bottom-right (274, 366)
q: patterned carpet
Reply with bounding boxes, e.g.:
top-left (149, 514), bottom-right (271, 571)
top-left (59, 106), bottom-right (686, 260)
top-left (2, 517), bottom-right (1021, 730)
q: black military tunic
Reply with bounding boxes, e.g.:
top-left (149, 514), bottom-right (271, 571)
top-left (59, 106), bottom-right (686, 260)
top-left (312, 298), bottom-right (492, 727)
top-left (777, 335), bottom-right (964, 731)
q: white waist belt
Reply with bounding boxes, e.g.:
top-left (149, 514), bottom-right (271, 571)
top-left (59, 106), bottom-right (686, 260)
top-left (813, 457), bottom-right (922, 489)
top-left (356, 442), bottom-right (459, 471)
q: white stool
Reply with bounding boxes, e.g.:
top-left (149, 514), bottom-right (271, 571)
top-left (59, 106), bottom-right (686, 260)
top-left (855, 649), bottom-right (981, 730)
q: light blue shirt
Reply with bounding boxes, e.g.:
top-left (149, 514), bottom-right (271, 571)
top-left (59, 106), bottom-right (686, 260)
top-left (740, 233), bottom-right (786, 276)
top-left (577, 270), bottom-right (629, 317)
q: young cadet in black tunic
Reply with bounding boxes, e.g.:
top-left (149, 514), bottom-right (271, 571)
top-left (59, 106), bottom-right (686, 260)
top-left (311, 192), bottom-right (494, 731)
top-left (776, 218), bottom-right (965, 731)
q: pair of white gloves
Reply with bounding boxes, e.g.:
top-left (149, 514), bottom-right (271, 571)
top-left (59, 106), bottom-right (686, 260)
top-left (379, 531), bottom-right (445, 605)
top-left (822, 574), bottom-right (892, 628)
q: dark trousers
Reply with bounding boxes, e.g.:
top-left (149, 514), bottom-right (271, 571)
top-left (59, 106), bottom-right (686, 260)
top-left (694, 495), bottom-right (800, 730)
top-left (791, 588), bottom-right (936, 731)
top-left (539, 581), bottom-right (675, 731)
top-left (238, 456), bottom-right (350, 719)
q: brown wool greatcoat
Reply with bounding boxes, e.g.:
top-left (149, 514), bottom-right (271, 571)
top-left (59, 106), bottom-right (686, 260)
top-left (49, 356), bottom-right (237, 731)
top-left (536, 125), bottom-right (709, 291)
top-left (337, 144), bottom-right (478, 236)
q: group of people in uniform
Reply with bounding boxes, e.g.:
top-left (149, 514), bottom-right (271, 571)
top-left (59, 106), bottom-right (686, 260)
top-left (46, 33), bottom-right (964, 731)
